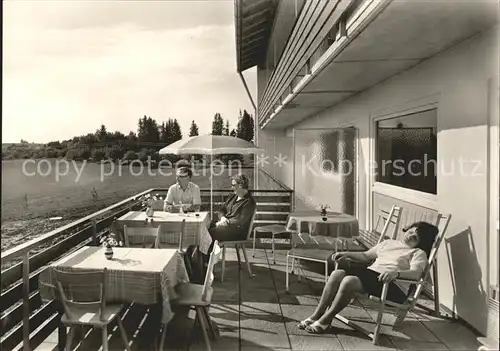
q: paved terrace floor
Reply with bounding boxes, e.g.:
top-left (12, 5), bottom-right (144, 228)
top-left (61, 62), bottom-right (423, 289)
top-left (37, 247), bottom-right (481, 351)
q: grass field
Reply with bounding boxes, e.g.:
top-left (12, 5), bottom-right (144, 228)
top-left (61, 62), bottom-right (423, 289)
top-left (1, 159), bottom-right (286, 251)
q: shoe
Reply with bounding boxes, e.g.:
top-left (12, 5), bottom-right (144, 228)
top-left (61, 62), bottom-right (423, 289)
top-left (297, 318), bottom-right (316, 329)
top-left (305, 321), bottom-right (329, 334)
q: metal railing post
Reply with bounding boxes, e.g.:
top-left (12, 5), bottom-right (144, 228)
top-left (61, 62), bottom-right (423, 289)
top-left (22, 252), bottom-right (30, 350)
top-left (91, 218), bottom-right (97, 245)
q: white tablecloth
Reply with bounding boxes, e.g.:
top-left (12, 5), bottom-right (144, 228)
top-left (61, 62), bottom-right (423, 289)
top-left (39, 246), bottom-right (189, 324)
top-left (116, 211), bottom-right (212, 254)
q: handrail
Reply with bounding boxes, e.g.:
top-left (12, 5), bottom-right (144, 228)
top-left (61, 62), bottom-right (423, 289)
top-left (1, 188), bottom-right (154, 264)
top-left (151, 188), bottom-right (294, 193)
top-left (1, 183), bottom-right (294, 350)
top-left (259, 0), bottom-right (389, 127)
top-left (1, 187), bottom-right (294, 264)
top-left (259, 0), bottom-right (354, 122)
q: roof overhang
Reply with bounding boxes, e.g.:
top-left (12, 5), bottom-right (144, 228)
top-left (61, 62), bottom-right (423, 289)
top-left (262, 0), bottom-right (498, 130)
top-left (235, 0), bottom-right (278, 72)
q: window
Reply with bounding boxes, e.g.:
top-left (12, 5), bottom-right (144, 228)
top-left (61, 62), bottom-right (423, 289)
top-left (319, 131), bottom-right (340, 173)
top-left (376, 109), bottom-right (437, 194)
top-left (317, 128), bottom-right (356, 174)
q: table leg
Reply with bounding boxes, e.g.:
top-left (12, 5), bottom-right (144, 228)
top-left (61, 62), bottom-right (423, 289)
top-left (272, 233), bottom-right (276, 264)
top-left (147, 302), bottom-right (162, 350)
top-left (253, 229), bottom-right (257, 257)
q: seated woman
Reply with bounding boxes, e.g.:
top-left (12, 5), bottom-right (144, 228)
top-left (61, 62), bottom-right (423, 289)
top-left (209, 174), bottom-right (256, 240)
top-left (298, 221), bottom-right (438, 334)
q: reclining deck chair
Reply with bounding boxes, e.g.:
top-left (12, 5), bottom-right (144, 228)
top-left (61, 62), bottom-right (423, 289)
top-left (334, 212), bottom-right (452, 345)
top-left (286, 205), bottom-right (402, 292)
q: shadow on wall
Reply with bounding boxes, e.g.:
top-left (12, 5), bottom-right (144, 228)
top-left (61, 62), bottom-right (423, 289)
top-left (444, 226), bottom-right (487, 333)
top-left (293, 194), bottom-right (317, 213)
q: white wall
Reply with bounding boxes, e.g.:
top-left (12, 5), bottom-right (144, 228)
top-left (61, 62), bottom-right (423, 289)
top-left (258, 27), bottom-right (498, 333)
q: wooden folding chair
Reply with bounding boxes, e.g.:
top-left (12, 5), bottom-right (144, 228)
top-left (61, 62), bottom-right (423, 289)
top-left (123, 224), bottom-right (162, 248)
top-left (164, 241), bottom-right (222, 351)
top-left (335, 213), bottom-right (452, 345)
top-left (54, 268), bottom-right (131, 351)
top-left (219, 210), bottom-right (257, 282)
top-left (333, 205), bottom-right (403, 270)
top-left (286, 206), bottom-right (403, 292)
top-left (358, 205), bottom-right (403, 248)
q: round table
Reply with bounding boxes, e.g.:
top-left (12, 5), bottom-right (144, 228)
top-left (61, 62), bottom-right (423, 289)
top-left (286, 211), bottom-right (359, 239)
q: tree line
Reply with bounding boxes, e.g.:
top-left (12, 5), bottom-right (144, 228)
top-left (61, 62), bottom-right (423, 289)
top-left (2, 110), bottom-right (255, 165)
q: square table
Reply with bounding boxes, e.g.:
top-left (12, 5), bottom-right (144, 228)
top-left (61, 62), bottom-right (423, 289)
top-left (116, 211), bottom-right (213, 254)
top-left (39, 246), bottom-right (189, 325)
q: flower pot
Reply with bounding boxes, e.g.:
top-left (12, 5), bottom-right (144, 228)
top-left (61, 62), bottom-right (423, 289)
top-left (105, 246), bottom-right (114, 260)
top-left (320, 208), bottom-right (328, 221)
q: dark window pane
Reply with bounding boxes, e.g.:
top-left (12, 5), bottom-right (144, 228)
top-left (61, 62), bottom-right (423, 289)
top-left (376, 109), bottom-right (437, 194)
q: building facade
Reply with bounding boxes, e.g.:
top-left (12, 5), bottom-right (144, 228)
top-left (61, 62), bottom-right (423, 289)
top-left (235, 0), bottom-right (499, 338)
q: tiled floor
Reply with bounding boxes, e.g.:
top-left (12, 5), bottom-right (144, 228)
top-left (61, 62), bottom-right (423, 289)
top-left (37, 247), bottom-right (481, 350)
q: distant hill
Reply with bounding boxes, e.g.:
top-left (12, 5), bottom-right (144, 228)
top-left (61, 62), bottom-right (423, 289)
top-left (2, 143), bottom-right (45, 151)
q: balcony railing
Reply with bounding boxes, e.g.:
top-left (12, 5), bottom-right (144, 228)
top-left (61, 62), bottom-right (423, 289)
top-left (258, 0), bottom-right (355, 124)
top-left (0, 186), bottom-right (293, 350)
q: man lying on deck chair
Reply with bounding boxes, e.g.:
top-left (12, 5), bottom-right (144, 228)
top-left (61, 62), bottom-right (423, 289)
top-left (298, 221), bottom-right (438, 334)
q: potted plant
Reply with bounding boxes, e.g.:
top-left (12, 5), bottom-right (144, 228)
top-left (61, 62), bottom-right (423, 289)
top-left (100, 232), bottom-right (123, 260)
top-left (320, 204), bottom-right (329, 221)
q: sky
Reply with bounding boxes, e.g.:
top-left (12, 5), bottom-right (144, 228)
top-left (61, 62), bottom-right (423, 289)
top-left (2, 0), bottom-right (257, 143)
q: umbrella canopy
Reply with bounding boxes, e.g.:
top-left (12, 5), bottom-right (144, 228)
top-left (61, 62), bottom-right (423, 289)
top-left (159, 135), bottom-right (261, 155)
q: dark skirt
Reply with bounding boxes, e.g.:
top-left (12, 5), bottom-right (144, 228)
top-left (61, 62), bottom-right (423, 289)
top-left (341, 266), bottom-right (407, 304)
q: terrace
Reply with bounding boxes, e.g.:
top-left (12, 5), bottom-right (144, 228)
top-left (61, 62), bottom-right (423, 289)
top-left (0, 169), bottom-right (481, 350)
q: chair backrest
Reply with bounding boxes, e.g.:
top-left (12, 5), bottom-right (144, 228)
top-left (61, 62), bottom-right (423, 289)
top-left (359, 205), bottom-right (403, 248)
top-left (157, 218), bottom-right (186, 252)
top-left (245, 210), bottom-right (258, 240)
top-left (124, 224), bottom-right (162, 248)
top-left (54, 268), bottom-right (108, 321)
top-left (375, 205), bottom-right (403, 243)
top-left (177, 218), bottom-right (186, 251)
top-left (409, 213), bottom-right (452, 301)
top-left (201, 240), bottom-right (222, 301)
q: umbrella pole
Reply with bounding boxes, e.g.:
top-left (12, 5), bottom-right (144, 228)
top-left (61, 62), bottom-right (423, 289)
top-left (210, 154), bottom-right (213, 220)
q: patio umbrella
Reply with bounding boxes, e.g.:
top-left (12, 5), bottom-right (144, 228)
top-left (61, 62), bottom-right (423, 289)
top-left (159, 135), bottom-right (260, 155)
top-left (158, 135), bottom-right (262, 216)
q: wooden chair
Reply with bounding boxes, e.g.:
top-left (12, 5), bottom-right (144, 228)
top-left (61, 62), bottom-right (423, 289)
top-left (333, 205), bottom-right (403, 269)
top-left (286, 206), bottom-right (403, 292)
top-left (157, 219), bottom-right (186, 251)
top-left (54, 268), bottom-right (131, 351)
top-left (219, 210), bottom-right (257, 282)
top-left (123, 224), bottom-right (162, 248)
top-left (335, 213), bottom-right (452, 345)
top-left (164, 241), bottom-right (222, 351)
top-left (253, 223), bottom-right (294, 264)
top-left (358, 205), bottom-right (403, 248)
